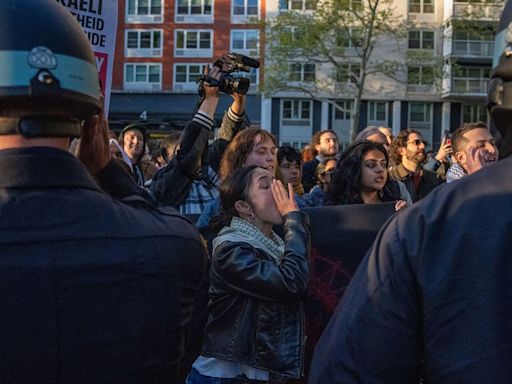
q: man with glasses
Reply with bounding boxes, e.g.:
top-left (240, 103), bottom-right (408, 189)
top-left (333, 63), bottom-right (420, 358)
top-left (389, 129), bottom-right (442, 202)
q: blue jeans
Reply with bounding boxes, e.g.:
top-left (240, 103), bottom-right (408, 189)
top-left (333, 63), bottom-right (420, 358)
top-left (186, 368), bottom-right (269, 384)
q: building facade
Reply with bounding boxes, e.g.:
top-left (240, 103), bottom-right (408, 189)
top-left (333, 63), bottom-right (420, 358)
top-left (110, 0), bottom-right (264, 129)
top-left (110, 0), bottom-right (503, 149)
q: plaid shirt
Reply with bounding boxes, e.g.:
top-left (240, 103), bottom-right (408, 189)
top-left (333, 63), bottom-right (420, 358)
top-left (178, 166), bottom-right (220, 216)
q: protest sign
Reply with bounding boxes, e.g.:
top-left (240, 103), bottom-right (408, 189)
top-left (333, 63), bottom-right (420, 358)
top-left (57, 0), bottom-right (118, 116)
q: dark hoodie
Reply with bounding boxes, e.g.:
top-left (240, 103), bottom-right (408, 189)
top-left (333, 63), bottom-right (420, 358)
top-left (119, 124), bottom-right (146, 187)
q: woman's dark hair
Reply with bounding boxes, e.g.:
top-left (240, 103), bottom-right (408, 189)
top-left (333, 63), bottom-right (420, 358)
top-left (324, 140), bottom-right (397, 206)
top-left (277, 145), bottom-right (302, 166)
top-left (210, 165), bottom-right (261, 231)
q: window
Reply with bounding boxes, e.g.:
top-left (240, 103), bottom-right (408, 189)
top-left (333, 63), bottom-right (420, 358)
top-left (409, 102), bottom-right (432, 128)
top-left (289, 63), bottom-right (316, 82)
top-left (125, 30), bottom-right (162, 57)
top-left (174, 63), bottom-right (207, 90)
top-left (334, 100), bottom-right (353, 120)
top-left (453, 28), bottom-right (494, 56)
top-left (282, 99), bottom-right (311, 121)
top-left (453, 66), bottom-right (490, 93)
top-left (336, 63), bottom-right (360, 83)
top-left (280, 0), bottom-right (316, 11)
top-left (124, 63), bottom-right (162, 91)
top-left (233, 0), bottom-right (258, 16)
top-left (231, 30), bottom-right (259, 55)
top-left (408, 30), bottom-right (434, 49)
top-left (368, 101), bottom-right (387, 122)
top-left (338, 0), bottom-right (362, 11)
top-left (407, 66), bottom-right (434, 85)
top-left (336, 28), bottom-right (363, 49)
top-left (177, 0), bottom-right (212, 15)
top-left (175, 30), bottom-right (213, 57)
top-left (126, 0), bottom-right (163, 22)
top-left (409, 0), bottom-right (434, 13)
top-left (462, 104), bottom-right (488, 124)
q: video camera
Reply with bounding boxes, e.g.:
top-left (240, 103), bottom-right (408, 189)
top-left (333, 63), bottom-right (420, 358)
top-left (210, 53), bottom-right (260, 95)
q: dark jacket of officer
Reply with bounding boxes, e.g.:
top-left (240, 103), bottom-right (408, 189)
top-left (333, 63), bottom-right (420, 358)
top-left (309, 157), bottom-right (512, 383)
top-left (0, 147), bottom-right (208, 384)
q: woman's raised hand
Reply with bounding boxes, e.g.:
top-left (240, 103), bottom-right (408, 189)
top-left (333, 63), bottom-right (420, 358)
top-left (271, 179), bottom-right (299, 216)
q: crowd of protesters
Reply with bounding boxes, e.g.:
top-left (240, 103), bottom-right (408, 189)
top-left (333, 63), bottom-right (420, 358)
top-left (3, 0), bottom-right (512, 383)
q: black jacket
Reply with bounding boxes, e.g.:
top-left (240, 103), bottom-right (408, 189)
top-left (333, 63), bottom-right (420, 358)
top-left (202, 211), bottom-right (310, 379)
top-left (0, 147), bottom-right (208, 384)
top-left (309, 158), bottom-right (512, 384)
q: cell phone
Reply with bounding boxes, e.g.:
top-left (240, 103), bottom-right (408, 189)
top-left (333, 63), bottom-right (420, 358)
top-left (444, 130), bottom-right (451, 145)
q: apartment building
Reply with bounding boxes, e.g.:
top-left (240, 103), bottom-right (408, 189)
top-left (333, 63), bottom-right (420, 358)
top-left (263, 0), bottom-right (503, 148)
top-left (109, 0), bottom-right (264, 129)
top-left (109, 0), bottom-right (502, 149)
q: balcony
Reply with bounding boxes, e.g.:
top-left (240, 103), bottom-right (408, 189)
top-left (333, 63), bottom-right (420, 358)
top-left (443, 77), bottom-right (488, 97)
top-left (453, 39), bottom-right (494, 58)
top-left (445, 1), bottom-right (503, 21)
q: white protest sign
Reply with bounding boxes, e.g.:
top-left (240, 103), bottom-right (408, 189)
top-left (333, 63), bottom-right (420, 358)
top-left (57, 0), bottom-right (118, 116)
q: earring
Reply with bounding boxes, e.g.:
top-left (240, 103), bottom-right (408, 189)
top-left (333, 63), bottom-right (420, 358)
top-left (249, 212), bottom-right (255, 222)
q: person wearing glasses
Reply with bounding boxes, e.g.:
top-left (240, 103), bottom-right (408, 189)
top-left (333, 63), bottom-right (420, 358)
top-left (389, 129), bottom-right (443, 202)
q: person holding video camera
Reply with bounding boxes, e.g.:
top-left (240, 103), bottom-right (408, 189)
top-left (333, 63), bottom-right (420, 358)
top-left (148, 55), bottom-right (257, 222)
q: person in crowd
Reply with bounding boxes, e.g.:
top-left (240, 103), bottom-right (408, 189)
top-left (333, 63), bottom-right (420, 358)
top-left (196, 127), bottom-right (278, 228)
top-left (118, 123), bottom-right (147, 186)
top-left (324, 141), bottom-right (409, 209)
top-left (422, 134), bottom-right (453, 179)
top-left (355, 126), bottom-right (390, 152)
top-left (140, 143), bottom-right (160, 183)
top-left (148, 70), bottom-right (247, 220)
top-left (389, 129), bottom-right (442, 202)
top-left (187, 165), bottom-right (310, 384)
top-left (302, 130), bottom-right (339, 192)
top-left (276, 145), bottom-right (305, 196)
top-left (378, 126), bottom-right (394, 149)
top-left (445, 121), bottom-right (498, 182)
top-left (301, 144), bottom-right (317, 163)
top-left (0, 1), bottom-right (208, 383)
top-left (159, 130), bottom-right (183, 166)
top-left (315, 158), bottom-right (337, 193)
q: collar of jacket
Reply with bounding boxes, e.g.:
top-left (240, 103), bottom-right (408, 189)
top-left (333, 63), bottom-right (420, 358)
top-left (394, 162), bottom-right (422, 180)
top-left (0, 147), bottom-right (103, 192)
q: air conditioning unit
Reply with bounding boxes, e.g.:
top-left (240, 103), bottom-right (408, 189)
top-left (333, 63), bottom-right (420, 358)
top-left (152, 49), bottom-right (162, 56)
top-left (174, 84), bottom-right (184, 90)
top-left (175, 50), bottom-right (184, 56)
top-left (152, 15), bottom-right (163, 23)
top-left (176, 15), bottom-right (185, 22)
top-left (248, 50), bottom-right (259, 57)
top-left (409, 14), bottom-right (417, 20)
top-left (151, 83), bottom-right (161, 91)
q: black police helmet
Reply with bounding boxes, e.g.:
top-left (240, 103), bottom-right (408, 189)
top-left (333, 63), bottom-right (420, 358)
top-left (0, 0), bottom-right (101, 137)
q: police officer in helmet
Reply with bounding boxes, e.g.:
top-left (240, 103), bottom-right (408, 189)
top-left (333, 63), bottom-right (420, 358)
top-left (0, 1), bottom-right (207, 383)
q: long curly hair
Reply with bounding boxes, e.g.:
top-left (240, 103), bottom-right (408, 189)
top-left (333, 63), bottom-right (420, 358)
top-left (324, 140), bottom-right (397, 206)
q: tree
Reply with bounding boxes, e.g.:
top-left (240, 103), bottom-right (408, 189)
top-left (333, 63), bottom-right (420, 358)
top-left (263, 0), bottom-right (407, 143)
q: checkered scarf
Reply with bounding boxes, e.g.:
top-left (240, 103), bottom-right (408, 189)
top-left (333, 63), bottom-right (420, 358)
top-left (212, 216), bottom-right (285, 264)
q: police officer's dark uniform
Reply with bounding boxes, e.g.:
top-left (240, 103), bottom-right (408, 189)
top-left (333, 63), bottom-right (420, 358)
top-left (0, 1), bottom-right (208, 383)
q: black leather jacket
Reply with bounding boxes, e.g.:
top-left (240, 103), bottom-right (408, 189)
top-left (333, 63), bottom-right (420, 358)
top-left (202, 211), bottom-right (310, 379)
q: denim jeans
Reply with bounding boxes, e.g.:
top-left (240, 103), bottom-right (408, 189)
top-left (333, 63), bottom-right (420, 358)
top-left (186, 368), bottom-right (269, 384)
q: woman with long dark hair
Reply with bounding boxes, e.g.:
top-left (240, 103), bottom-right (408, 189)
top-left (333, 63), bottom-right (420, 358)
top-left (324, 141), bottom-right (408, 209)
top-left (188, 165), bottom-right (310, 383)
